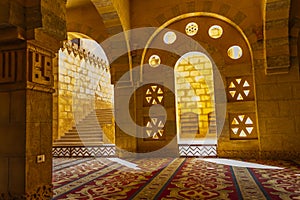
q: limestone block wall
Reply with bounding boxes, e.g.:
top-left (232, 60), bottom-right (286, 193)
top-left (175, 53), bottom-right (214, 137)
top-left (54, 41), bottom-right (113, 139)
top-left (255, 63), bottom-right (300, 159)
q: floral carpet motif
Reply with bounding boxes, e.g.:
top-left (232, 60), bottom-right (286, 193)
top-left (52, 158), bottom-right (300, 200)
top-left (248, 160), bottom-right (300, 200)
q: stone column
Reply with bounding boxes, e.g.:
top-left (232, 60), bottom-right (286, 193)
top-left (111, 60), bottom-right (138, 157)
top-left (0, 0), bottom-right (66, 198)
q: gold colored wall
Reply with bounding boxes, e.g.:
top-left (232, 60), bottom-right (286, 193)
top-left (175, 53), bottom-right (214, 137)
top-left (54, 41), bottom-right (113, 140)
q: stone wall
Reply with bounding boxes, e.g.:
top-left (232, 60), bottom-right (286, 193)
top-left (255, 58), bottom-right (300, 159)
top-left (175, 53), bottom-right (214, 137)
top-left (54, 40), bottom-right (113, 139)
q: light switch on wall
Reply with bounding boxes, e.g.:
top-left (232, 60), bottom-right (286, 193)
top-left (37, 154), bottom-right (45, 163)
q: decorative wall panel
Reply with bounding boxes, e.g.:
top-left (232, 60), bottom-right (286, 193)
top-left (52, 145), bottom-right (116, 157)
top-left (226, 76), bottom-right (254, 102)
top-left (0, 50), bottom-right (23, 83)
top-left (144, 84), bottom-right (164, 106)
top-left (28, 44), bottom-right (53, 86)
top-left (144, 116), bottom-right (166, 140)
top-left (229, 113), bottom-right (257, 139)
top-left (179, 144), bottom-right (217, 157)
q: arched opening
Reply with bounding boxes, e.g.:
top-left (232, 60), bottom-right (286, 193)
top-left (52, 35), bottom-right (115, 155)
top-left (139, 13), bottom-right (256, 157)
top-left (174, 52), bottom-right (217, 145)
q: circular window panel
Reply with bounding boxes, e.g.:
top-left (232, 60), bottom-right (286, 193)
top-left (208, 25), bottom-right (223, 39)
top-left (227, 45), bottom-right (243, 59)
top-left (185, 22), bottom-right (198, 36)
top-left (163, 31), bottom-right (177, 44)
top-left (149, 55), bottom-right (161, 67)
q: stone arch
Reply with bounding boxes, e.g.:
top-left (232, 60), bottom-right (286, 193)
top-left (66, 0), bottom-right (128, 38)
top-left (141, 13), bottom-right (254, 75)
top-left (67, 22), bottom-right (107, 43)
top-left (66, 0), bottom-right (131, 64)
top-left (141, 14), bottom-right (259, 157)
top-left (174, 52), bottom-right (216, 141)
top-left (149, 1), bottom-right (262, 46)
top-left (90, 0), bottom-right (129, 36)
top-left (53, 34), bottom-right (113, 142)
top-left (88, 0), bottom-right (132, 86)
top-left (264, 0), bottom-right (291, 74)
top-left (148, 1), bottom-right (265, 82)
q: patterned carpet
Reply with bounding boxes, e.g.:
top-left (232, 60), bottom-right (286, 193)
top-left (52, 158), bottom-right (300, 199)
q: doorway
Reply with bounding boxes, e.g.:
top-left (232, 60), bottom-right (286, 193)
top-left (174, 52), bottom-right (217, 148)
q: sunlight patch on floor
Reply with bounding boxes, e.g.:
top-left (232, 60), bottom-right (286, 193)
top-left (199, 158), bottom-right (284, 169)
top-left (108, 158), bottom-right (141, 170)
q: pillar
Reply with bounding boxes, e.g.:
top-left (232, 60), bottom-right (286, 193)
top-left (0, 0), bottom-right (66, 198)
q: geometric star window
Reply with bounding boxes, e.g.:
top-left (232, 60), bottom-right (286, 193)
top-left (227, 76), bottom-right (254, 102)
top-left (144, 117), bottom-right (165, 140)
top-left (229, 113), bottom-right (257, 139)
top-left (144, 84), bottom-right (164, 106)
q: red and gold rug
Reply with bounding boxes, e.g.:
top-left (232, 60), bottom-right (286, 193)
top-left (52, 158), bottom-right (300, 199)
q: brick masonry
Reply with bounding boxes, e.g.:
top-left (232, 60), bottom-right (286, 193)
top-left (175, 53), bottom-right (215, 137)
top-left (54, 41), bottom-right (114, 139)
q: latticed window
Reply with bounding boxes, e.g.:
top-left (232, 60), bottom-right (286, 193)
top-left (229, 113), bottom-right (257, 139)
top-left (144, 84), bottom-right (164, 106)
top-left (144, 117), bottom-right (165, 140)
top-left (226, 76), bottom-right (254, 102)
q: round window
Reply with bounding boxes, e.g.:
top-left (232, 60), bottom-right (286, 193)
top-left (227, 45), bottom-right (243, 59)
top-left (163, 31), bottom-right (177, 44)
top-left (208, 25), bottom-right (223, 39)
top-left (185, 22), bottom-right (198, 36)
top-left (149, 55), bottom-right (161, 67)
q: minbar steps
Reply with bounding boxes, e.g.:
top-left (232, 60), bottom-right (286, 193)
top-left (180, 112), bottom-right (200, 135)
top-left (53, 109), bottom-right (113, 146)
top-left (179, 112), bottom-right (217, 136)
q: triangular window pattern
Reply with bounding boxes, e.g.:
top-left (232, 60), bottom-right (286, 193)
top-left (230, 113), bottom-right (257, 139)
top-left (145, 117), bottom-right (165, 140)
top-left (144, 84), bottom-right (164, 106)
top-left (227, 76), bottom-right (254, 102)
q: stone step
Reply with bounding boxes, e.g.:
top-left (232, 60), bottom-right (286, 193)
top-left (53, 142), bottom-right (104, 146)
top-left (56, 138), bottom-right (103, 143)
top-left (180, 119), bottom-right (198, 124)
top-left (180, 122), bottom-right (198, 126)
top-left (67, 132), bottom-right (103, 136)
top-left (181, 129), bottom-right (199, 133)
top-left (66, 130), bottom-right (103, 135)
top-left (62, 136), bottom-right (103, 140)
top-left (62, 133), bottom-right (103, 138)
top-left (85, 115), bottom-right (112, 118)
top-left (180, 115), bottom-right (198, 119)
top-left (54, 109), bottom-right (114, 146)
top-left (64, 134), bottom-right (103, 139)
top-left (75, 121), bottom-right (101, 125)
top-left (68, 129), bottom-right (103, 133)
top-left (55, 138), bottom-right (103, 143)
top-left (86, 117), bottom-right (112, 120)
top-left (57, 134), bottom-right (103, 139)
